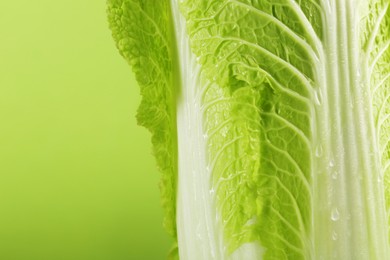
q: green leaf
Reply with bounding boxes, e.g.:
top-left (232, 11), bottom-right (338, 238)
top-left (360, 0), bottom-right (390, 236)
top-left (181, 0), bottom-right (318, 258)
top-left (107, 0), bottom-right (178, 242)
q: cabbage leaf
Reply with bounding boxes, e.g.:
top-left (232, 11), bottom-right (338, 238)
top-left (108, 0), bottom-right (390, 259)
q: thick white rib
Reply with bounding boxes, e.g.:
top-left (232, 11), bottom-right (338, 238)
top-left (171, 1), bottom-right (265, 259)
top-left (170, 0), bottom-right (226, 258)
top-left (313, 0), bottom-right (390, 259)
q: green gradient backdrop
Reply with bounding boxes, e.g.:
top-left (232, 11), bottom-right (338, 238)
top-left (0, 1), bottom-right (171, 259)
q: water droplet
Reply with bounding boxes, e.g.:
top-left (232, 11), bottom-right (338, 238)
top-left (314, 89), bottom-right (323, 105)
top-left (210, 188), bottom-right (215, 195)
top-left (326, 1), bottom-right (332, 13)
top-left (349, 98), bottom-right (355, 108)
top-left (196, 223), bottom-right (202, 239)
top-left (315, 145), bottom-right (323, 157)
top-left (332, 231), bottom-right (338, 240)
top-left (332, 171), bottom-right (338, 180)
top-left (329, 158), bottom-right (335, 168)
top-left (331, 208), bottom-right (340, 221)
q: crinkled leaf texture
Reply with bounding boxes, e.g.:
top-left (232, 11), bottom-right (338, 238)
top-left (107, 1), bottom-right (179, 258)
top-left (108, 0), bottom-right (390, 259)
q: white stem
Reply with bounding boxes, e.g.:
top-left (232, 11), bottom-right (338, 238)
top-left (313, 1), bottom-right (389, 258)
top-left (171, 1), bottom-right (224, 259)
top-left (171, 1), bottom-right (265, 259)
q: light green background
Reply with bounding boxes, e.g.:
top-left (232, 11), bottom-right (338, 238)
top-left (0, 1), bottom-right (171, 259)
